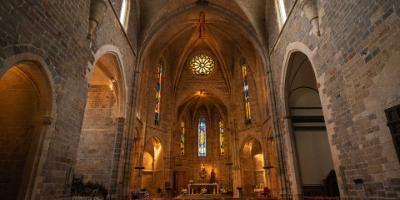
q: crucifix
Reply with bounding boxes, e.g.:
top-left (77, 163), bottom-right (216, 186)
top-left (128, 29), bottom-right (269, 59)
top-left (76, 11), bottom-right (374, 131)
top-left (187, 11), bottom-right (210, 39)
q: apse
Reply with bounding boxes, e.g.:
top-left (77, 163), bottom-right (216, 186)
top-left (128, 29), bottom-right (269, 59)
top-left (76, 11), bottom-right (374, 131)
top-left (173, 93), bottom-right (230, 193)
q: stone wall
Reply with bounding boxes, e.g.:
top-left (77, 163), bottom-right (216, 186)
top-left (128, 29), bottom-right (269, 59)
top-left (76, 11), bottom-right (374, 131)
top-left (0, 0), bottom-right (138, 199)
top-left (0, 1), bottom-right (90, 199)
top-left (267, 0), bottom-right (400, 198)
top-left (75, 85), bottom-right (117, 188)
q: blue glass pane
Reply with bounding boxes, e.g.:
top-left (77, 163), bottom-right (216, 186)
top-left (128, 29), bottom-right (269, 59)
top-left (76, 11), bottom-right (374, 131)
top-left (198, 117), bottom-right (206, 157)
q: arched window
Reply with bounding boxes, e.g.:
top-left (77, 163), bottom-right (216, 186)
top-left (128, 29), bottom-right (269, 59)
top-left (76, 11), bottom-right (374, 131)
top-left (275, 0), bottom-right (287, 29)
top-left (180, 122), bottom-right (185, 156)
top-left (240, 58), bottom-right (252, 124)
top-left (119, 0), bottom-right (130, 30)
top-left (154, 63), bottom-right (163, 125)
top-left (219, 120), bottom-right (225, 156)
top-left (198, 117), bottom-right (206, 157)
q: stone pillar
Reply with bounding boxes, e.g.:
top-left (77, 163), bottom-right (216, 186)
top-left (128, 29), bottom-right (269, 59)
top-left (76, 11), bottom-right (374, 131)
top-left (118, 120), bottom-right (142, 199)
top-left (131, 122), bottom-right (146, 190)
top-left (231, 120), bottom-right (241, 198)
top-left (28, 115), bottom-right (54, 200)
top-left (109, 117), bottom-right (125, 197)
top-left (163, 130), bottom-right (173, 193)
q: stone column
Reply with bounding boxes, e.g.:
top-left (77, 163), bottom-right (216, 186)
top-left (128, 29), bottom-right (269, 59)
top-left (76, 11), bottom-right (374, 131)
top-left (231, 120), bottom-right (241, 198)
top-left (28, 115), bottom-right (54, 200)
top-left (109, 117), bottom-right (125, 197)
top-left (163, 130), bottom-right (173, 194)
top-left (131, 122), bottom-right (146, 190)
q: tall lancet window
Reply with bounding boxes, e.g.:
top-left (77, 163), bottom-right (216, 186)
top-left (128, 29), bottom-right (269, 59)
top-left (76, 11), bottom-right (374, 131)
top-left (154, 63), bottom-right (163, 125)
top-left (241, 58), bottom-right (252, 124)
top-left (198, 117), bottom-right (207, 157)
top-left (275, 0), bottom-right (287, 29)
top-left (119, 0), bottom-right (130, 30)
top-left (219, 120), bottom-right (225, 156)
top-left (180, 122), bottom-right (185, 156)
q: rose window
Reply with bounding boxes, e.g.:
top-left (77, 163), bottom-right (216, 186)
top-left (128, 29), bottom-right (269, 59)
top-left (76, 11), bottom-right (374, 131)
top-left (190, 54), bottom-right (215, 75)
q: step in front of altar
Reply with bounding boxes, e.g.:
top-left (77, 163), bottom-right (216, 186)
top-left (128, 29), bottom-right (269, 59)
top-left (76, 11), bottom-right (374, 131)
top-left (176, 193), bottom-right (223, 199)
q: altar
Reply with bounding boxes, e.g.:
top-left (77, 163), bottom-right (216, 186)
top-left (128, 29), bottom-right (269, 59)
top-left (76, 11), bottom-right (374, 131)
top-left (188, 183), bottom-right (219, 195)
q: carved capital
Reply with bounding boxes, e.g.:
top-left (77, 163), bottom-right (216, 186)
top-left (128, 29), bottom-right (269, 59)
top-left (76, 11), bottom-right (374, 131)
top-left (88, 0), bottom-right (108, 40)
top-left (301, 0), bottom-right (320, 36)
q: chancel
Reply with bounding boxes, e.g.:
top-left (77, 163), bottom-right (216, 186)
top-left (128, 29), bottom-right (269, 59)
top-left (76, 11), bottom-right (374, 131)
top-left (0, 0), bottom-right (399, 200)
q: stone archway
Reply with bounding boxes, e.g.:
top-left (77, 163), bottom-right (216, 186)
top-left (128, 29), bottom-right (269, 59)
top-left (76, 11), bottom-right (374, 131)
top-left (141, 136), bottom-right (164, 195)
top-left (239, 137), bottom-right (266, 197)
top-left (0, 62), bottom-right (53, 200)
top-left (283, 51), bottom-right (339, 198)
top-left (75, 53), bottom-right (126, 193)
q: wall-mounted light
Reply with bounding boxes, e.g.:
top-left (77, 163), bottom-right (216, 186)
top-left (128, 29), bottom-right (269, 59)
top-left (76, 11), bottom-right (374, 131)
top-left (136, 112), bottom-right (141, 120)
top-left (197, 90), bottom-right (206, 97)
top-left (109, 79), bottom-right (116, 91)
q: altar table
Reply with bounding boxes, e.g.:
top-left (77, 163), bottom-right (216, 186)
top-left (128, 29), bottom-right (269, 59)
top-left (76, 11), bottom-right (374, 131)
top-left (188, 183), bottom-right (219, 195)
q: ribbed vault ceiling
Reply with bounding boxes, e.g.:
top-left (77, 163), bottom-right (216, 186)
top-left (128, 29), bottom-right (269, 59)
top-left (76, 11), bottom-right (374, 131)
top-left (137, 0), bottom-right (269, 117)
top-left (139, 0), bottom-right (266, 90)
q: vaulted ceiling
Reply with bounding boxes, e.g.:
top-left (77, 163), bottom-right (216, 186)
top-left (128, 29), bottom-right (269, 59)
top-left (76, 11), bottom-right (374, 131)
top-left (177, 92), bottom-right (228, 121)
top-left (138, 0), bottom-right (267, 41)
top-left (137, 0), bottom-right (269, 115)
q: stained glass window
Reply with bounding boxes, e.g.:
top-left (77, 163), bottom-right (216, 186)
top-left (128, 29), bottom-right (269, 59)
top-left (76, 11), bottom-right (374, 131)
top-left (241, 60), bottom-right (252, 124)
top-left (219, 121), bottom-right (225, 156)
top-left (154, 63), bottom-right (163, 125)
top-left (190, 54), bottom-right (215, 75)
top-left (198, 117), bottom-right (206, 157)
top-left (180, 122), bottom-right (185, 156)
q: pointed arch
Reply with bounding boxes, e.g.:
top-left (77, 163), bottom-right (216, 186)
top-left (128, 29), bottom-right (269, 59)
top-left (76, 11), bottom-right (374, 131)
top-left (91, 45), bottom-right (128, 118)
top-left (75, 50), bottom-right (128, 192)
top-left (0, 53), bottom-right (56, 200)
top-left (280, 44), bottom-right (339, 198)
top-left (239, 136), bottom-right (266, 196)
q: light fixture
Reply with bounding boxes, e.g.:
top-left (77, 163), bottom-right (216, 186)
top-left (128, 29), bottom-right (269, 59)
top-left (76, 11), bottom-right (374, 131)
top-left (197, 90), bottom-right (206, 97)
